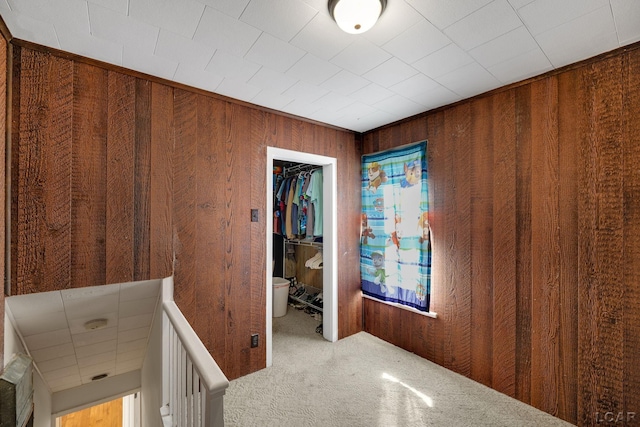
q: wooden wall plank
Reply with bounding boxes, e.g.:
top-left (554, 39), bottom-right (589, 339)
top-left (149, 82), bottom-right (174, 279)
top-left (443, 103), bottom-right (472, 375)
top-left (425, 112), bottom-right (445, 367)
top-left (70, 62), bottom-right (108, 289)
top-left (249, 108), bottom-right (266, 370)
top-left (106, 71), bottom-right (135, 284)
top-left (623, 47), bottom-right (640, 425)
top-left (133, 78), bottom-right (151, 281)
top-left (10, 45), bottom-right (21, 298)
top-left (12, 40), bottom-right (640, 422)
top-left (16, 49), bottom-right (50, 294)
top-left (557, 68), bottom-right (580, 422)
top-left (0, 34), bottom-right (6, 368)
top-left (530, 76), bottom-right (561, 416)
top-left (578, 56), bottom-right (625, 425)
top-left (338, 130), bottom-right (362, 338)
top-left (491, 90), bottom-right (517, 397)
top-left (44, 56), bottom-right (74, 293)
top-left (514, 84), bottom-right (533, 405)
top-left (224, 102), bottom-right (252, 379)
top-left (172, 88), bottom-right (198, 321)
top-left (469, 96), bottom-right (494, 387)
top-left (10, 45), bottom-right (362, 384)
top-left (194, 94), bottom-right (225, 363)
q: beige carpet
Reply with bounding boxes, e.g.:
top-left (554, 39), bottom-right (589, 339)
top-left (224, 307), bottom-right (571, 427)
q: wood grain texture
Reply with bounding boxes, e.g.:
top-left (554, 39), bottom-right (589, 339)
top-left (363, 43), bottom-right (640, 426)
top-left (149, 82), bottom-right (174, 279)
top-left (194, 94), bottom-right (225, 367)
top-left (71, 61), bottom-right (107, 289)
top-left (338, 129), bottom-right (362, 338)
top-left (133, 78), bottom-right (151, 281)
top-left (172, 88), bottom-right (198, 326)
top-left (557, 68), bottom-right (580, 422)
top-left (106, 71), bottom-right (135, 284)
top-left (11, 40), bottom-right (640, 420)
top-left (623, 47), bottom-right (640, 423)
top-left (578, 56), bottom-right (625, 425)
top-left (59, 397), bottom-right (122, 427)
top-left (0, 34), bottom-right (6, 369)
top-left (292, 245), bottom-right (323, 289)
top-left (10, 45), bottom-right (20, 299)
top-left (249, 108), bottom-right (266, 371)
top-left (16, 50), bottom-right (74, 294)
top-left (425, 112), bottom-right (445, 367)
top-left (224, 102), bottom-right (252, 379)
top-left (16, 49), bottom-right (50, 294)
top-left (514, 84), bottom-right (532, 406)
top-left (491, 90), bottom-right (517, 397)
top-left (443, 103), bottom-right (472, 376)
top-left (44, 56), bottom-right (74, 291)
top-left (530, 76), bottom-right (561, 416)
top-left (469, 96), bottom-right (494, 387)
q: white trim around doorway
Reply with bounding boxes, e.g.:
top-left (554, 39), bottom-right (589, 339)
top-left (266, 147), bottom-right (338, 367)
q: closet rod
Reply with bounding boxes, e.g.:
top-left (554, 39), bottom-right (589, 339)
top-left (283, 163), bottom-right (321, 177)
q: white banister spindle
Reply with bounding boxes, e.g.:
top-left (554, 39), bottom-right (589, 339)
top-left (162, 300), bottom-right (229, 427)
top-left (186, 358), bottom-right (193, 426)
top-left (194, 372), bottom-right (201, 427)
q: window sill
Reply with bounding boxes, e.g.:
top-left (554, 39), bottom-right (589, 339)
top-left (362, 294), bottom-right (438, 318)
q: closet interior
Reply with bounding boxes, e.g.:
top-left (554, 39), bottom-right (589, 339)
top-left (272, 160), bottom-right (324, 334)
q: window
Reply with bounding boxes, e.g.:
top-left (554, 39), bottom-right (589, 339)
top-left (360, 140), bottom-right (431, 313)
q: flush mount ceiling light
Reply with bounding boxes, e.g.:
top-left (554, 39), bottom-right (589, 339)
top-left (84, 318), bottom-right (108, 331)
top-left (91, 373), bottom-right (109, 381)
top-left (328, 0), bottom-right (387, 34)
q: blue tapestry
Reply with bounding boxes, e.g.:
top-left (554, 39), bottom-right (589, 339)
top-left (360, 141), bottom-right (431, 312)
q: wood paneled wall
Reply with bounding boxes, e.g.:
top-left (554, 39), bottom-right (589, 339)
top-left (0, 34), bottom-right (6, 370)
top-left (9, 45), bottom-right (362, 379)
top-left (362, 46), bottom-right (640, 426)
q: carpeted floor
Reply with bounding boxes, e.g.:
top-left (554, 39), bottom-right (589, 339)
top-left (224, 306), bottom-right (571, 427)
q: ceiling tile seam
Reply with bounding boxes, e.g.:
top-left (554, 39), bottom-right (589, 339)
top-left (150, 28), bottom-right (161, 65)
top-left (418, 0), bottom-right (498, 32)
top-left (284, 10), bottom-right (320, 44)
top-left (190, 3), bottom-right (209, 42)
top-left (52, 23), bottom-right (63, 50)
top-left (4, 304), bottom-right (54, 394)
top-left (241, 27), bottom-right (266, 63)
top-left (236, 0), bottom-right (257, 23)
top-left (607, 0), bottom-right (621, 45)
top-left (286, 53), bottom-right (340, 88)
top-left (386, 28), bottom-right (485, 88)
top-left (529, 5), bottom-right (618, 52)
top-left (83, 0), bottom-right (90, 36)
top-left (506, 3), bottom-right (556, 68)
top-left (127, 293), bottom-right (162, 370)
top-left (378, 18), bottom-right (450, 65)
top-left (518, 1), bottom-right (613, 38)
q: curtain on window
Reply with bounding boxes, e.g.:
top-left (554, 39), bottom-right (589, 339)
top-left (360, 140), bottom-right (431, 312)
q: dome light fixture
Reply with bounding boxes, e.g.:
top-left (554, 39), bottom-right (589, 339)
top-left (328, 0), bottom-right (387, 35)
top-left (91, 373), bottom-right (109, 381)
top-left (84, 318), bottom-right (108, 330)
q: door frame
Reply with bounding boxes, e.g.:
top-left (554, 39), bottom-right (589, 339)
top-left (265, 147), bottom-right (338, 367)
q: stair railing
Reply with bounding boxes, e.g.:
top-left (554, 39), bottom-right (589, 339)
top-left (161, 298), bottom-right (229, 427)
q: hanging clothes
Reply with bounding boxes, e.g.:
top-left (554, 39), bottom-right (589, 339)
top-left (306, 169), bottom-right (323, 236)
top-left (275, 164), bottom-right (323, 239)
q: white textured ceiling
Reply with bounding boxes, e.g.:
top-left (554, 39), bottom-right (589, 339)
top-left (0, 0), bottom-right (639, 132)
top-left (6, 280), bottom-right (161, 393)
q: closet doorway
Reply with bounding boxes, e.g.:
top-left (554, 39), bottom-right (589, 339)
top-left (266, 147), bottom-right (338, 367)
